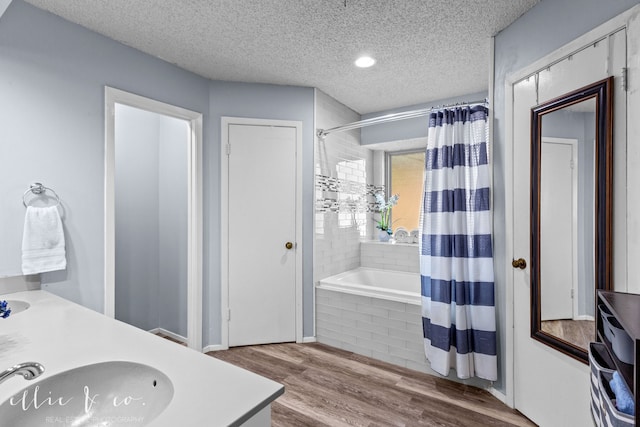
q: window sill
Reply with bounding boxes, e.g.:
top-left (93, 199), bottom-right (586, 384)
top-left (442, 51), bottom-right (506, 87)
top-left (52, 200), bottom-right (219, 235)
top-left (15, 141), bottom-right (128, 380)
top-left (361, 240), bottom-right (418, 247)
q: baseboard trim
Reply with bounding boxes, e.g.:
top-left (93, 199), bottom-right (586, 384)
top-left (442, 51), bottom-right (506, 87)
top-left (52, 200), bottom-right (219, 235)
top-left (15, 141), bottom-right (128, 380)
top-left (148, 327), bottom-right (187, 345)
top-left (203, 344), bottom-right (225, 353)
top-left (487, 386), bottom-right (509, 406)
top-left (203, 340), bottom-right (313, 353)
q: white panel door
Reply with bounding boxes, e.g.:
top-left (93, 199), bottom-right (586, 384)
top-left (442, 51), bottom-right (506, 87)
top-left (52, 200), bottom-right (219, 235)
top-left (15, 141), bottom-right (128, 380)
top-left (512, 30), bottom-right (626, 426)
top-left (228, 124), bottom-right (297, 347)
top-left (540, 139), bottom-right (575, 321)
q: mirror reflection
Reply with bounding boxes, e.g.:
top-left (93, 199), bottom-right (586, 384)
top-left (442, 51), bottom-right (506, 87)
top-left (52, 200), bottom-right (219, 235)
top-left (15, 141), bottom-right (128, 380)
top-left (539, 98), bottom-right (596, 351)
top-left (530, 77), bottom-right (613, 363)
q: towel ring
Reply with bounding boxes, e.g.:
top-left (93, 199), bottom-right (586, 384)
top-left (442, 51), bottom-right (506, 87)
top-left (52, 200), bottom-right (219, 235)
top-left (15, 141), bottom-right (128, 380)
top-left (22, 183), bottom-right (61, 207)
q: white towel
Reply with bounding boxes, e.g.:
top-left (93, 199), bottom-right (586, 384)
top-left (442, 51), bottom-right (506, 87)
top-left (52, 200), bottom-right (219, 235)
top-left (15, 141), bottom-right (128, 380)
top-left (22, 206), bottom-right (67, 274)
top-left (394, 227), bottom-right (410, 243)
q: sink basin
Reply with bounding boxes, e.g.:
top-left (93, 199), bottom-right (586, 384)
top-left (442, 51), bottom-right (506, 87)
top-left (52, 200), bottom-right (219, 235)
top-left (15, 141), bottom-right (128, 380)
top-left (4, 300), bottom-right (30, 316)
top-left (0, 361), bottom-right (173, 426)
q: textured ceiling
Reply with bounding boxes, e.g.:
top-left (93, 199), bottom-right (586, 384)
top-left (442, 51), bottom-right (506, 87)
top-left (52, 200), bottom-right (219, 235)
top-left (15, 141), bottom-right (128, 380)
top-left (24, 0), bottom-right (538, 114)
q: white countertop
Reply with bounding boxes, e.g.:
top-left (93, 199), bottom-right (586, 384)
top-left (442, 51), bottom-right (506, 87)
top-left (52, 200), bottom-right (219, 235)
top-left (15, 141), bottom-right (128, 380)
top-left (0, 290), bottom-right (284, 426)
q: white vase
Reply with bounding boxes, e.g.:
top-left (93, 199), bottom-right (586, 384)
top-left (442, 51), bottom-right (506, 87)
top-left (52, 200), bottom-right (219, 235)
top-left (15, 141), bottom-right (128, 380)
top-left (378, 230), bottom-right (390, 242)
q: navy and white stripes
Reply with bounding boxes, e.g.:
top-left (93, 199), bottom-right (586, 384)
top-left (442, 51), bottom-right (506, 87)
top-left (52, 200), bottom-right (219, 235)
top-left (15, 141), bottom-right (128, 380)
top-left (419, 105), bottom-right (497, 381)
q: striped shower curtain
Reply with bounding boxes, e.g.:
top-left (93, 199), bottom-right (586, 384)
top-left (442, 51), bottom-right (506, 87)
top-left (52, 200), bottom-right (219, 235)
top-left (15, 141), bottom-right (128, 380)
top-left (419, 105), bottom-right (497, 381)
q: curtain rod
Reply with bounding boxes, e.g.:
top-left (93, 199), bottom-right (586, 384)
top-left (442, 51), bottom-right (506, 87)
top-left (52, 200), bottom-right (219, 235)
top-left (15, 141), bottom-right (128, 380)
top-left (316, 98), bottom-right (488, 140)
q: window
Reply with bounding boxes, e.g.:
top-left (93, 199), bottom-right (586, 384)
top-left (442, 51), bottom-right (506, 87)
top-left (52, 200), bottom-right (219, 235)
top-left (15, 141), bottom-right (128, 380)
top-left (386, 150), bottom-right (425, 232)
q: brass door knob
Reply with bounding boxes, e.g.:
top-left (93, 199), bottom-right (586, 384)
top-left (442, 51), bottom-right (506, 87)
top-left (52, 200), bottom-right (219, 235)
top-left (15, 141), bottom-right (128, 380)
top-left (512, 258), bottom-right (527, 269)
top-left (285, 242), bottom-right (293, 250)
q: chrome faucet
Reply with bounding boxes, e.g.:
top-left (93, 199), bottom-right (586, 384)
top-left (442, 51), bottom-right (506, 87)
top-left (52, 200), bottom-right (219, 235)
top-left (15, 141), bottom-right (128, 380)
top-left (0, 362), bottom-right (45, 385)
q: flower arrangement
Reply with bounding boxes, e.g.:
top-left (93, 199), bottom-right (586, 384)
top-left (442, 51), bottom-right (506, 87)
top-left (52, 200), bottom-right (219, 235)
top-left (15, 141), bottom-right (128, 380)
top-left (374, 193), bottom-right (399, 235)
top-left (0, 300), bottom-right (11, 319)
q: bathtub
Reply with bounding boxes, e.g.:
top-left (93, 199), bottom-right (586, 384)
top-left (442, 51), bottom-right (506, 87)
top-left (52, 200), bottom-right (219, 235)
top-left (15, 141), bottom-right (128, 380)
top-left (316, 267), bottom-right (421, 305)
top-left (315, 266), bottom-right (427, 373)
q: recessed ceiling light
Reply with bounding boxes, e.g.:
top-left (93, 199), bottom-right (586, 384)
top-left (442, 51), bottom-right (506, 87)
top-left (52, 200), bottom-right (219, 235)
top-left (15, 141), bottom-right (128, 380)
top-left (355, 56), bottom-right (376, 68)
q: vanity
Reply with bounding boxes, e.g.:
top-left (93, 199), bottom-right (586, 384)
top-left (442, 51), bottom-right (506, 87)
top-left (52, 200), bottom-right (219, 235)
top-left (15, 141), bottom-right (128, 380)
top-left (596, 290), bottom-right (640, 425)
top-left (0, 290), bottom-right (284, 426)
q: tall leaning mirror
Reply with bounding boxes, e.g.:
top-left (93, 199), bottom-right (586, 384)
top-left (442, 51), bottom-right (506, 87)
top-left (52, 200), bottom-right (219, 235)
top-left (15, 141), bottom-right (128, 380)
top-left (530, 77), bottom-right (613, 363)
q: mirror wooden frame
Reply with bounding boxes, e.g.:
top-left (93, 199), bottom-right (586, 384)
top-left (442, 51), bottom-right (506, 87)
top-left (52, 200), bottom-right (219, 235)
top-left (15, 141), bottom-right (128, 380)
top-left (530, 77), bottom-right (613, 363)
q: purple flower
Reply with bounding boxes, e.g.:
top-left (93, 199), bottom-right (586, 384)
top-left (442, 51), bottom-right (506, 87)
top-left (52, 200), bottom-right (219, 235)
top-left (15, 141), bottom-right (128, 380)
top-left (0, 300), bottom-right (11, 319)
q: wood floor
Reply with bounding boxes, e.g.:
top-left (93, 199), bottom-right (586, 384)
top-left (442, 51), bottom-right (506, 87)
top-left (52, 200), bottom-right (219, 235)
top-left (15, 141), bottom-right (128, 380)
top-left (541, 319), bottom-right (595, 350)
top-left (208, 343), bottom-right (535, 427)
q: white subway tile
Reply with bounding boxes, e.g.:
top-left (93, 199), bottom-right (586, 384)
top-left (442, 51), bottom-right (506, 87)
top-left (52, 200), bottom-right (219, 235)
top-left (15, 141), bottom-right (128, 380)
top-left (356, 336), bottom-right (389, 354)
top-left (370, 298), bottom-right (407, 312)
top-left (316, 304), bottom-right (342, 318)
top-left (405, 304), bottom-right (422, 314)
top-left (342, 310), bottom-right (373, 323)
top-left (356, 304), bottom-right (389, 318)
top-left (317, 336), bottom-right (343, 349)
top-left (396, 257), bottom-right (415, 267)
top-left (316, 326), bottom-right (343, 341)
top-left (316, 317), bottom-right (343, 333)
top-left (401, 322), bottom-right (424, 335)
top-left (388, 310), bottom-right (421, 325)
top-left (340, 342), bottom-right (373, 358)
top-left (340, 293), bottom-right (372, 305)
top-left (337, 316), bottom-right (358, 328)
top-left (356, 319), bottom-right (389, 335)
top-left (315, 294), bottom-right (331, 305)
top-left (372, 316), bottom-right (407, 332)
top-left (341, 325), bottom-right (372, 341)
top-left (405, 339), bottom-right (425, 353)
top-left (389, 346), bottom-right (426, 364)
top-left (371, 332), bottom-right (406, 348)
top-left (336, 299), bottom-right (357, 311)
top-left (392, 327), bottom-right (423, 343)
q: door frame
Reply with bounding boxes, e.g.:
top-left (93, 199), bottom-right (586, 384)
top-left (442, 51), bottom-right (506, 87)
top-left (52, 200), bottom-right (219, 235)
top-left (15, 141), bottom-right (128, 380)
top-left (220, 117), bottom-right (303, 350)
top-left (104, 86), bottom-right (203, 351)
top-left (540, 137), bottom-right (579, 320)
top-left (504, 8), bottom-right (637, 407)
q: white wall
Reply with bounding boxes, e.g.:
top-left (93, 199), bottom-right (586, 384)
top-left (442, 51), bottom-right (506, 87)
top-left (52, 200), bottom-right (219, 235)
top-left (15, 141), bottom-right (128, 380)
top-left (158, 115), bottom-right (188, 336)
top-left (0, 0), bottom-right (211, 313)
top-left (0, 0), bottom-right (315, 347)
top-left (114, 104), bottom-right (188, 337)
top-left (114, 104), bottom-right (161, 332)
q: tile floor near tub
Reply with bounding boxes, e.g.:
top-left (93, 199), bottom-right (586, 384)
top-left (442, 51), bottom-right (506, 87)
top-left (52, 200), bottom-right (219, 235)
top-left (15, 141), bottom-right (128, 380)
top-left (209, 343), bottom-right (534, 427)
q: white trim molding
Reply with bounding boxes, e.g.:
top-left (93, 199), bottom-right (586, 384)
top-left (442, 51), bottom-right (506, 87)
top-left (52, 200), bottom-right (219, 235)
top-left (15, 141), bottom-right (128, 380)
top-left (202, 344), bottom-right (225, 353)
top-left (148, 328), bottom-right (188, 345)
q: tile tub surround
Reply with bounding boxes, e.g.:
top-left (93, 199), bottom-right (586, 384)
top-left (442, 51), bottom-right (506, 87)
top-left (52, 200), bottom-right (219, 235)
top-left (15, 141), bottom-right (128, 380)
top-left (316, 287), bottom-right (490, 389)
top-left (314, 90), bottom-right (375, 283)
top-left (360, 241), bottom-right (420, 274)
top-left (0, 291), bottom-right (283, 426)
top-left (316, 287), bottom-right (428, 373)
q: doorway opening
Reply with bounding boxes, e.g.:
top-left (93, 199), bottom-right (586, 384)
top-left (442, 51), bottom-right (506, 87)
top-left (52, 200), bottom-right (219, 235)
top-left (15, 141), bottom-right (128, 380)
top-left (104, 87), bottom-right (203, 351)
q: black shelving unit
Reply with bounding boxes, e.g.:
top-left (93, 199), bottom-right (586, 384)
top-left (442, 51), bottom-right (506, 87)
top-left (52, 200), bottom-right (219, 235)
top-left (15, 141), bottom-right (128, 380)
top-left (596, 290), bottom-right (640, 425)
